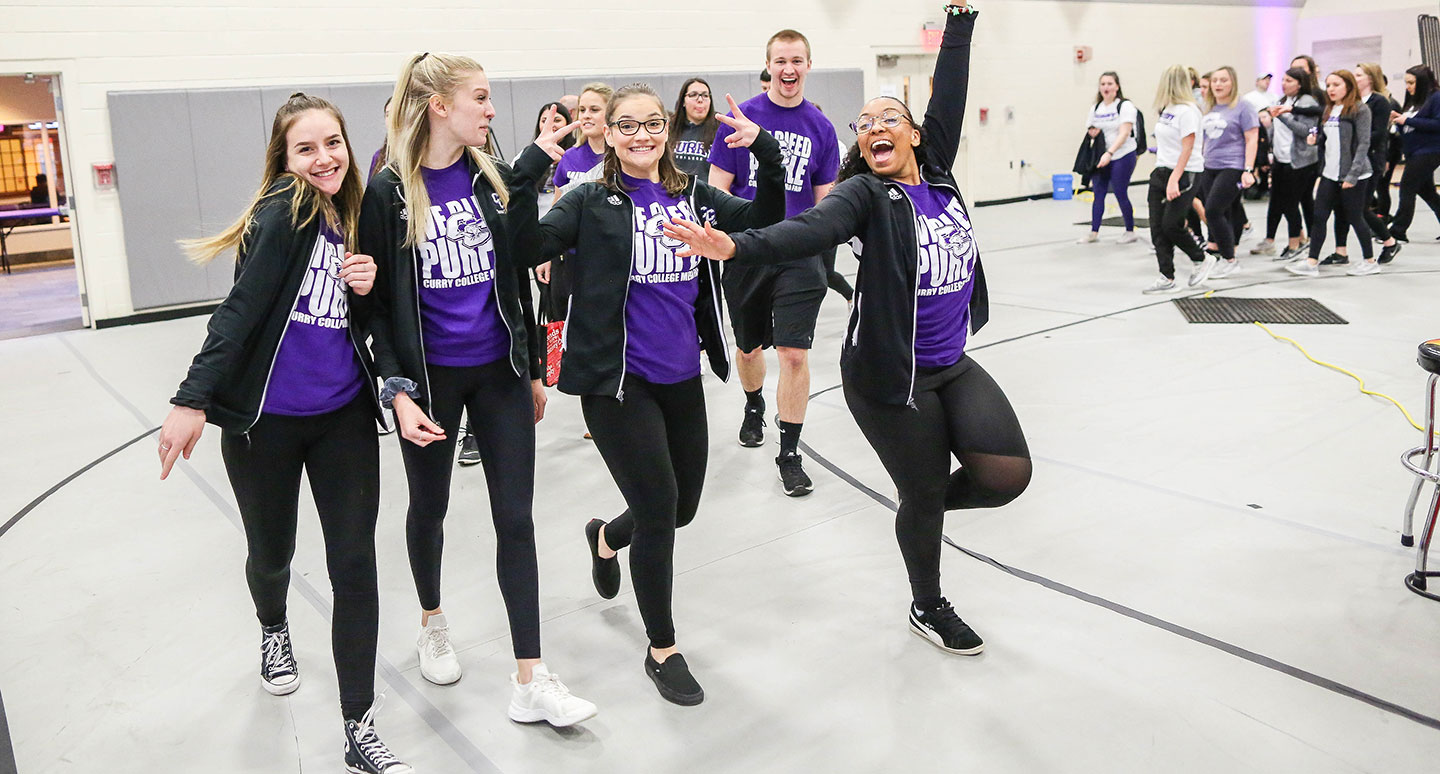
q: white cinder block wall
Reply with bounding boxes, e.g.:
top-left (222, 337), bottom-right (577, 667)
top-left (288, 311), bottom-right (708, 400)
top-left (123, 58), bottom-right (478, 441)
top-left (0, 1), bottom-right (1333, 323)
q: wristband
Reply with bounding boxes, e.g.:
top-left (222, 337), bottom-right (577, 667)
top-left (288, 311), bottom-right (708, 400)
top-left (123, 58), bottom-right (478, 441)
top-left (944, 3), bottom-right (976, 15)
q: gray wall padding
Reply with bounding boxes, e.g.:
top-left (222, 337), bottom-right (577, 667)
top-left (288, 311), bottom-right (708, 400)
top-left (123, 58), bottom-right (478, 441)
top-left (108, 69), bottom-right (862, 310)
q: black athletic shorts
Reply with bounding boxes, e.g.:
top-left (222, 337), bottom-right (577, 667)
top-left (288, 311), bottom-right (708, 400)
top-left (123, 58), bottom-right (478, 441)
top-left (722, 256), bottom-right (827, 351)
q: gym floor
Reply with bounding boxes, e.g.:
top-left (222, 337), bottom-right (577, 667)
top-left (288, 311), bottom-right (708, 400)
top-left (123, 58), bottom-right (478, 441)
top-left (3, 195), bottom-right (1438, 773)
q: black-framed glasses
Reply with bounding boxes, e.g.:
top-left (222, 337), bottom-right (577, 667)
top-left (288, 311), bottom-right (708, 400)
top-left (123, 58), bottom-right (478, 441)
top-left (686, 91), bottom-right (711, 100)
top-left (610, 118), bottom-right (669, 136)
top-left (850, 109), bottom-right (911, 134)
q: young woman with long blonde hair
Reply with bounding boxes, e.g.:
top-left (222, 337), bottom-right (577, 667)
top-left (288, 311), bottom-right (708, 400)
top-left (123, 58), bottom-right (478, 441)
top-left (1143, 65), bottom-right (1213, 292)
top-left (157, 93), bottom-right (409, 773)
top-left (359, 52), bottom-right (597, 728)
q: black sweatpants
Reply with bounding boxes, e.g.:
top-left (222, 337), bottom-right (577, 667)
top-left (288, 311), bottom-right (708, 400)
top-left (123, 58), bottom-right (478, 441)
top-left (582, 375), bottom-right (707, 650)
top-left (844, 358), bottom-right (1031, 602)
top-left (1200, 168), bottom-right (1247, 260)
top-left (1147, 167), bottom-right (1205, 280)
top-left (220, 394), bottom-right (379, 722)
top-left (1267, 162), bottom-right (1317, 241)
top-left (1391, 152), bottom-right (1440, 239)
top-left (400, 359), bottom-right (540, 659)
top-left (1310, 177), bottom-right (1373, 261)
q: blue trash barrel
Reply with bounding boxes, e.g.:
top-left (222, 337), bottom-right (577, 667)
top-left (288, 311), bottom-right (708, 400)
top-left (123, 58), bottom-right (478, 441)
top-left (1052, 173), bottom-right (1074, 200)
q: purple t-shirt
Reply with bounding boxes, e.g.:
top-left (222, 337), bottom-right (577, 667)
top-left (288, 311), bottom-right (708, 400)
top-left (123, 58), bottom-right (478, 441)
top-left (900, 183), bottom-right (978, 369)
top-left (417, 157), bottom-right (509, 367)
top-left (708, 94), bottom-right (839, 217)
top-left (1202, 102), bottom-right (1260, 170)
top-left (553, 143), bottom-right (605, 190)
top-left (262, 222), bottom-right (365, 416)
top-left (622, 174), bottom-right (702, 384)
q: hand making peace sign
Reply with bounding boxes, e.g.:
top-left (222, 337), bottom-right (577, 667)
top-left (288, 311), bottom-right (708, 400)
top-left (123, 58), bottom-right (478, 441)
top-left (534, 105), bottom-right (581, 162)
top-left (717, 94), bottom-right (763, 149)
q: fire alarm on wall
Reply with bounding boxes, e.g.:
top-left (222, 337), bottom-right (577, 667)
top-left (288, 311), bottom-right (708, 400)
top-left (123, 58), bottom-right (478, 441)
top-left (1075, 46), bottom-right (1093, 64)
top-left (93, 162), bottom-right (116, 190)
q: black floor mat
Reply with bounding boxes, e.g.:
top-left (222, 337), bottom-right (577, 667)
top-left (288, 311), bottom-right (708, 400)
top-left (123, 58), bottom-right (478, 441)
top-left (1173, 297), bottom-right (1348, 325)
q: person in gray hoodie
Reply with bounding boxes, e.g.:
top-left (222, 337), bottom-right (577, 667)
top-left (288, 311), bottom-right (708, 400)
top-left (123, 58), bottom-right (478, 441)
top-left (1255, 68), bottom-right (1319, 260)
top-left (1288, 69), bottom-right (1380, 276)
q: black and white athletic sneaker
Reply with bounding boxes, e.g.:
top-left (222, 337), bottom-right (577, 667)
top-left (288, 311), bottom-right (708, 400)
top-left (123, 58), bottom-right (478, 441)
top-left (776, 452), bottom-right (813, 497)
top-left (1379, 242), bottom-right (1403, 264)
top-left (644, 651), bottom-right (704, 706)
top-left (1318, 252), bottom-right (1349, 266)
top-left (344, 697), bottom-right (413, 774)
top-left (260, 621), bottom-right (300, 695)
top-left (909, 599), bottom-right (985, 655)
top-left (738, 407), bottom-right (766, 448)
top-left (457, 427), bottom-right (481, 467)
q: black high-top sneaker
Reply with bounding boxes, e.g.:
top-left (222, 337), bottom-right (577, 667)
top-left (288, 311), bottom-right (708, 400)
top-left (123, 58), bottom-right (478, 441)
top-left (344, 697), bottom-right (413, 774)
top-left (259, 621), bottom-right (300, 696)
top-left (909, 598), bottom-right (985, 655)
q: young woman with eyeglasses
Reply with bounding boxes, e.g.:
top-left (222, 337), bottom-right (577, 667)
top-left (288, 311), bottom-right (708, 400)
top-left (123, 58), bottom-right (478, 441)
top-left (669, 78), bottom-right (718, 178)
top-left (517, 83), bottom-right (784, 706)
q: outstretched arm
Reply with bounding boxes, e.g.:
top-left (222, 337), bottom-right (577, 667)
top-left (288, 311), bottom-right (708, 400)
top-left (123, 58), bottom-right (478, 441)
top-left (923, 2), bottom-right (978, 173)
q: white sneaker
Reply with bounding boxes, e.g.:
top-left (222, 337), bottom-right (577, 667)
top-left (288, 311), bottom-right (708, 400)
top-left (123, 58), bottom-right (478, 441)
top-left (1142, 277), bottom-right (1177, 294)
top-left (1286, 260), bottom-right (1319, 277)
top-left (1210, 259), bottom-right (1241, 279)
top-left (1346, 260), bottom-right (1381, 276)
top-left (1076, 232), bottom-right (1099, 244)
top-left (1250, 241), bottom-right (1276, 256)
top-left (1187, 254), bottom-right (1219, 287)
top-left (1117, 231), bottom-right (1139, 244)
top-left (417, 614), bottom-right (462, 685)
top-left (507, 664), bottom-right (598, 727)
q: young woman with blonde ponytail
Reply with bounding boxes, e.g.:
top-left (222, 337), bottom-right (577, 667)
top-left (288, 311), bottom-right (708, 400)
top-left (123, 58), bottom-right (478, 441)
top-left (157, 94), bottom-right (410, 774)
top-left (358, 52), bottom-right (597, 729)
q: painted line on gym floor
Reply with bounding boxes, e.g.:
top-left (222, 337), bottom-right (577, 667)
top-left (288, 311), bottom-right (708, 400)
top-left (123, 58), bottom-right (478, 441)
top-left (43, 338), bottom-right (507, 774)
top-left (0, 426), bottom-right (156, 540)
top-left (0, 687), bottom-right (17, 774)
top-left (797, 437), bottom-right (1440, 733)
top-left (798, 268), bottom-right (1440, 734)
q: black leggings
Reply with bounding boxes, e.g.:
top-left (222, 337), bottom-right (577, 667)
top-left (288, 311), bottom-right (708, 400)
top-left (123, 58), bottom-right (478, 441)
top-left (1391, 152), bottom-right (1440, 238)
top-left (844, 358), bottom-right (1031, 602)
top-left (582, 375), bottom-right (707, 650)
top-left (1267, 162), bottom-right (1317, 241)
top-left (220, 394), bottom-right (379, 722)
top-left (1147, 167), bottom-right (1205, 280)
top-left (1200, 168), bottom-right (1247, 260)
top-left (1310, 177), bottom-right (1373, 261)
top-left (821, 246), bottom-right (854, 302)
top-left (1335, 173), bottom-right (1392, 246)
top-left (400, 359), bottom-right (540, 659)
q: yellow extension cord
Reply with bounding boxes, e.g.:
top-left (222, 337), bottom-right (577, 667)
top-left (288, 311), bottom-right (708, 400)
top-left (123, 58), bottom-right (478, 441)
top-left (1250, 320), bottom-right (1434, 433)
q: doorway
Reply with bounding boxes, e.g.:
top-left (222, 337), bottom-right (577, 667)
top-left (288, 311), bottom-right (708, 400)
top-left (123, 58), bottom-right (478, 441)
top-left (0, 71), bottom-right (85, 340)
top-left (873, 52), bottom-right (969, 192)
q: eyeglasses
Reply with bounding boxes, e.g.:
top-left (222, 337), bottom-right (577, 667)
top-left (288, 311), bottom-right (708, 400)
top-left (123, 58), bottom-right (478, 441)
top-left (850, 109), bottom-right (911, 134)
top-left (609, 118), bottom-right (669, 136)
top-left (686, 91), bottom-right (711, 100)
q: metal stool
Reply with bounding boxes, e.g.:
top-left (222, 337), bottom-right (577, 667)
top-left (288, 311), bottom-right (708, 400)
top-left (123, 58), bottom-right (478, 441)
top-left (1401, 339), bottom-right (1440, 601)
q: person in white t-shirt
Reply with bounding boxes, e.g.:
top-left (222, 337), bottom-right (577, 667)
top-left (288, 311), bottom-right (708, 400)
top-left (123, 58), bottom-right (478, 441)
top-left (1144, 65), bottom-right (1215, 293)
top-left (1079, 71), bottom-right (1140, 244)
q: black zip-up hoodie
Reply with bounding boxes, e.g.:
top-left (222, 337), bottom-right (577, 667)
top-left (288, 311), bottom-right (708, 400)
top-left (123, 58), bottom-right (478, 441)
top-left (171, 179), bottom-right (382, 431)
top-left (726, 10), bottom-right (988, 407)
top-left (518, 129), bottom-right (786, 399)
top-left (358, 148), bottom-right (550, 413)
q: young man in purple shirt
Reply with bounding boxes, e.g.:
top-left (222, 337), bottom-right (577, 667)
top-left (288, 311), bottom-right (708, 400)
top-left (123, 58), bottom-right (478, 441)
top-left (709, 27), bottom-right (840, 497)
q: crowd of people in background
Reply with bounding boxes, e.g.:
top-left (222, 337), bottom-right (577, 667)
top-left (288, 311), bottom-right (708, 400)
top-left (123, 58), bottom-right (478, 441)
top-left (1079, 55), bottom-right (1440, 293)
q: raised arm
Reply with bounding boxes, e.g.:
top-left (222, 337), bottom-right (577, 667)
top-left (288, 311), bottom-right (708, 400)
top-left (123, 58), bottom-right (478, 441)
top-left (665, 176), bottom-right (873, 266)
top-left (704, 98), bottom-right (787, 232)
top-left (922, 4), bottom-right (978, 173)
